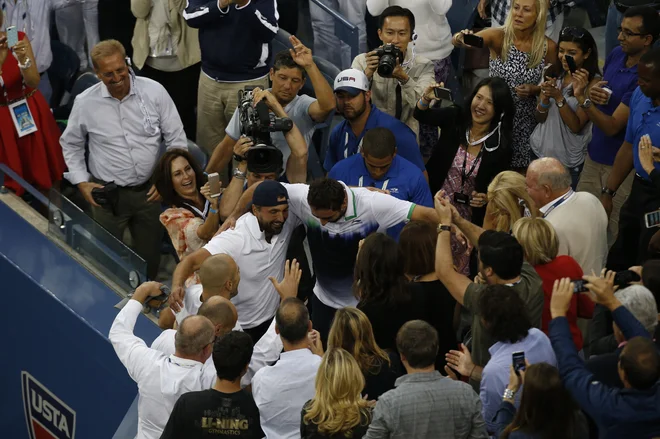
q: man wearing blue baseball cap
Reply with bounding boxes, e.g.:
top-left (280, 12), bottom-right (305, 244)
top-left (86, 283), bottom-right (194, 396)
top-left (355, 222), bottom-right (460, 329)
top-left (169, 180), bottom-right (303, 344)
top-left (325, 68), bottom-right (427, 181)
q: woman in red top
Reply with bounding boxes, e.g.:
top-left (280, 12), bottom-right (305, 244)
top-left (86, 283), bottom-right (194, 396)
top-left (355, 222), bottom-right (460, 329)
top-left (0, 15), bottom-right (65, 196)
top-left (512, 217), bottom-right (594, 350)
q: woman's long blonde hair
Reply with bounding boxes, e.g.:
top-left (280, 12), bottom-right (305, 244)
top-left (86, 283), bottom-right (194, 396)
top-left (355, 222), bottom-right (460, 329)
top-left (328, 307), bottom-right (390, 376)
top-left (501, 0), bottom-right (548, 68)
top-left (303, 348), bottom-right (372, 437)
top-left (486, 171), bottom-right (538, 232)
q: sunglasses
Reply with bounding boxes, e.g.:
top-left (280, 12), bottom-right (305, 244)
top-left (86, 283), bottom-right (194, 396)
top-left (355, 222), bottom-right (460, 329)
top-left (560, 26), bottom-right (586, 39)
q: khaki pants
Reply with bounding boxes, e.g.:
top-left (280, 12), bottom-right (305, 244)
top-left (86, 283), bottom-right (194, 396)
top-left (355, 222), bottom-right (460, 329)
top-left (91, 184), bottom-right (163, 280)
top-left (576, 154), bottom-right (634, 247)
top-left (196, 73), bottom-right (269, 180)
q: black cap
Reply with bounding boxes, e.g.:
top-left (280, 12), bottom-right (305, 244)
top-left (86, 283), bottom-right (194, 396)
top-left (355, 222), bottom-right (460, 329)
top-left (253, 180), bottom-right (289, 207)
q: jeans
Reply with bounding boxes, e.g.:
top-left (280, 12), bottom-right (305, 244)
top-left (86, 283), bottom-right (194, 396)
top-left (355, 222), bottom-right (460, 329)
top-left (569, 162), bottom-right (584, 191)
top-left (605, 1), bottom-right (623, 58)
top-left (55, 0), bottom-right (100, 70)
top-left (37, 71), bottom-right (52, 106)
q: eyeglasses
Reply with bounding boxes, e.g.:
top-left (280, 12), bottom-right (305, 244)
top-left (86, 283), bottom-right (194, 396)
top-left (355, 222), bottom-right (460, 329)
top-left (617, 27), bottom-right (647, 39)
top-left (560, 26), bottom-right (586, 39)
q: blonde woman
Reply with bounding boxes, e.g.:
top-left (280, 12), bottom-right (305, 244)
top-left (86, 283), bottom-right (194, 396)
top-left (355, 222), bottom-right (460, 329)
top-left (512, 217), bottom-right (593, 351)
top-left (328, 307), bottom-right (403, 400)
top-left (453, 0), bottom-right (558, 170)
top-left (301, 348), bottom-right (373, 439)
top-left (484, 171), bottom-right (538, 232)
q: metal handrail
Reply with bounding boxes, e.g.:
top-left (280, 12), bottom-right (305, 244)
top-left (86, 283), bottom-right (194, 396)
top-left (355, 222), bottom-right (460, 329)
top-left (0, 163), bottom-right (50, 206)
top-left (309, 0), bottom-right (360, 61)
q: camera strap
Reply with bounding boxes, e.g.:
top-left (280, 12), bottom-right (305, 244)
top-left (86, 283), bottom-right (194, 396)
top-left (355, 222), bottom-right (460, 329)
top-left (395, 84), bottom-right (403, 120)
top-left (460, 145), bottom-right (484, 191)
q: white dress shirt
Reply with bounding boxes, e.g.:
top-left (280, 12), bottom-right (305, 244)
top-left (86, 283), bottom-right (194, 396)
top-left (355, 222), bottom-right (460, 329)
top-left (109, 300), bottom-right (215, 439)
top-left (252, 348), bottom-right (322, 439)
top-left (1, 0), bottom-right (81, 73)
top-left (151, 320), bottom-right (280, 388)
top-left (61, 76), bottom-right (187, 186)
top-left (203, 212), bottom-right (301, 329)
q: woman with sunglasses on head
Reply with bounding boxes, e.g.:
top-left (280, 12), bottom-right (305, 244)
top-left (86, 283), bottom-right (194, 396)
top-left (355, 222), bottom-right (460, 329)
top-left (414, 77), bottom-right (514, 274)
top-left (453, 0), bottom-right (558, 171)
top-left (530, 27), bottom-right (601, 190)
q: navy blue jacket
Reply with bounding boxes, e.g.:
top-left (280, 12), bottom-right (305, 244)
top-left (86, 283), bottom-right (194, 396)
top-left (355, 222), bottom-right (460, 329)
top-left (183, 0), bottom-right (278, 81)
top-left (550, 307), bottom-right (660, 439)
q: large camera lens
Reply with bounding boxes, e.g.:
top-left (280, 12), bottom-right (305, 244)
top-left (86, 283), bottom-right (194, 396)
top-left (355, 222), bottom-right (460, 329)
top-left (246, 145), bottom-right (284, 174)
top-left (378, 54), bottom-right (396, 77)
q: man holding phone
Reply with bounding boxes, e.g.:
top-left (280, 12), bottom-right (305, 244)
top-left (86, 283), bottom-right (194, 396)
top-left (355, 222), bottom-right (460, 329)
top-left (575, 6), bottom-right (660, 247)
top-left (351, 6), bottom-right (434, 143)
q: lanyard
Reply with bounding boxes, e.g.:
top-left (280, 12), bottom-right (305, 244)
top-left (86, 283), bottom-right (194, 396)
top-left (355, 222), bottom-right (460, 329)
top-left (465, 123), bottom-right (502, 152)
top-left (358, 176), bottom-right (389, 190)
top-left (344, 133), bottom-right (364, 159)
top-left (182, 199), bottom-right (210, 219)
top-left (460, 145), bottom-right (484, 189)
top-left (542, 190), bottom-right (574, 218)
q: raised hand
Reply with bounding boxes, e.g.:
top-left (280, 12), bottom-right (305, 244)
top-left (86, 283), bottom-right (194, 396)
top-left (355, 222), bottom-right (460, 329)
top-left (269, 259), bottom-right (302, 300)
top-left (308, 329), bottom-right (324, 356)
top-left (588, 81), bottom-right (610, 105)
top-left (289, 35), bottom-right (314, 69)
top-left (445, 343), bottom-right (474, 377)
top-left (550, 278), bottom-right (574, 318)
top-left (571, 68), bottom-right (590, 99)
top-left (583, 270), bottom-right (619, 309)
top-left (168, 285), bottom-right (186, 313)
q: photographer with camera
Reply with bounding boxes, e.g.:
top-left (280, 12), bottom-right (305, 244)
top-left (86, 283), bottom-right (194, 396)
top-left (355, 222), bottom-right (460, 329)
top-left (352, 6), bottom-right (434, 146)
top-left (205, 42), bottom-right (335, 183)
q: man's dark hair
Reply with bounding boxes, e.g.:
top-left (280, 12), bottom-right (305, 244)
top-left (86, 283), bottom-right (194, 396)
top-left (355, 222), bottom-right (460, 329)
top-left (378, 5), bottom-right (415, 36)
top-left (272, 50), bottom-right (306, 76)
top-left (478, 230), bottom-right (524, 280)
top-left (396, 320), bottom-right (438, 368)
top-left (479, 285), bottom-right (531, 343)
top-left (642, 259), bottom-right (660, 304)
top-left (624, 6), bottom-right (660, 44)
top-left (640, 46), bottom-right (660, 74)
top-left (307, 178), bottom-right (346, 211)
top-left (619, 336), bottom-right (660, 390)
top-left (213, 331), bottom-right (254, 381)
top-left (362, 128), bottom-right (396, 159)
top-left (276, 298), bottom-right (310, 343)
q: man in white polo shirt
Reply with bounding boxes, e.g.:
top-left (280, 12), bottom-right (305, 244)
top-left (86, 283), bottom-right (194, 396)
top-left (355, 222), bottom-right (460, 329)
top-left (221, 177), bottom-right (441, 339)
top-left (169, 180), bottom-right (301, 343)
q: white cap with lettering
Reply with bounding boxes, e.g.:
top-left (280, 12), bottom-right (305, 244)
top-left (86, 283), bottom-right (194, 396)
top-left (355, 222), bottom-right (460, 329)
top-left (334, 69), bottom-right (370, 96)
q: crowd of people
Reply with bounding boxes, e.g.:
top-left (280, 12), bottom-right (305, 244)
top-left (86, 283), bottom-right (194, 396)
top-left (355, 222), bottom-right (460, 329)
top-left (2, 0), bottom-right (660, 438)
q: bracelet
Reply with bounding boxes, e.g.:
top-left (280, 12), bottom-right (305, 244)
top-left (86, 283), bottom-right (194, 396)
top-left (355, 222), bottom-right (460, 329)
top-left (503, 388), bottom-right (516, 400)
top-left (469, 364), bottom-right (477, 380)
top-left (418, 98), bottom-right (429, 108)
top-left (536, 106), bottom-right (548, 114)
top-left (539, 100), bottom-right (550, 109)
top-left (209, 207), bottom-right (218, 214)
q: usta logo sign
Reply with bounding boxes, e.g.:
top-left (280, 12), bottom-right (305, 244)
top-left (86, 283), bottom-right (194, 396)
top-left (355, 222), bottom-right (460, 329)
top-left (22, 371), bottom-right (76, 439)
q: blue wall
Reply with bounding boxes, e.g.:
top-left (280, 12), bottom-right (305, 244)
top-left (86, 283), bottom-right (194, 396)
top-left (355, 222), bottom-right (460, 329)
top-left (0, 202), bottom-right (161, 438)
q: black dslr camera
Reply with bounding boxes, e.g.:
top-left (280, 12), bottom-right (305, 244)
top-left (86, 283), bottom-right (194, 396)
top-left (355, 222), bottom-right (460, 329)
top-left (374, 44), bottom-right (404, 77)
top-left (238, 87), bottom-right (293, 174)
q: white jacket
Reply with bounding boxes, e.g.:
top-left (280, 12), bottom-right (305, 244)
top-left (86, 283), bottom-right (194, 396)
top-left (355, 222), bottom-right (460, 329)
top-left (366, 0), bottom-right (454, 61)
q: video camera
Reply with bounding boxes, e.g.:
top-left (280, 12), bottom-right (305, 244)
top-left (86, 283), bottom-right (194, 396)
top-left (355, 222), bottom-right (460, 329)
top-left (374, 44), bottom-right (404, 77)
top-left (238, 87), bottom-right (293, 174)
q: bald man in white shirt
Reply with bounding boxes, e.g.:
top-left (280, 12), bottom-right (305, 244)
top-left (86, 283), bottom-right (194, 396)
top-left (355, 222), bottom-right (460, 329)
top-left (109, 281), bottom-right (217, 439)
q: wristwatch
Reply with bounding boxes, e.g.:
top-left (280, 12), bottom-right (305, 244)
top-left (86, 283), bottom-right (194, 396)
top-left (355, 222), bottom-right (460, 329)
top-left (233, 153), bottom-right (246, 162)
top-left (437, 224), bottom-right (451, 234)
top-left (580, 98), bottom-right (593, 109)
top-left (232, 168), bottom-right (247, 180)
top-left (601, 186), bottom-right (616, 197)
top-left (17, 57), bottom-right (31, 70)
top-left (503, 388), bottom-right (516, 400)
top-left (556, 99), bottom-right (566, 108)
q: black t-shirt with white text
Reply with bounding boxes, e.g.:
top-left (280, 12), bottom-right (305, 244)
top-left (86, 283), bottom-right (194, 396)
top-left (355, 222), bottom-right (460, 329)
top-left (161, 389), bottom-right (264, 439)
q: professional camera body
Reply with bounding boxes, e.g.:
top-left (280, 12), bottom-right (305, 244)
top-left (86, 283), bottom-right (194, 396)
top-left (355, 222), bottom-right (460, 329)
top-left (374, 43), bottom-right (404, 77)
top-left (238, 87), bottom-right (293, 173)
